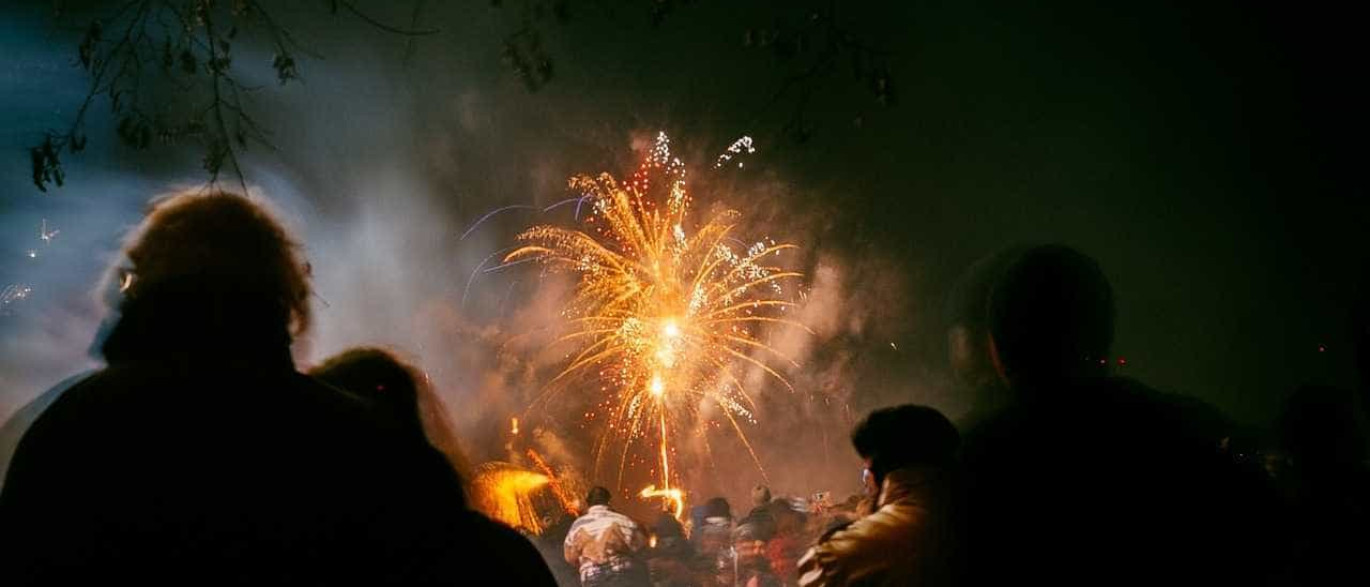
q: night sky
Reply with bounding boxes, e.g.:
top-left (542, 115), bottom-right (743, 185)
top-left (2, 0), bottom-right (1364, 446)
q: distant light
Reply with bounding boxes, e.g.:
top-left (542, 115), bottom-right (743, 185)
top-left (1117, 357), bottom-right (1128, 366)
top-left (1318, 344), bottom-right (1327, 353)
top-left (889, 342), bottom-right (898, 350)
top-left (26, 250), bottom-right (37, 259)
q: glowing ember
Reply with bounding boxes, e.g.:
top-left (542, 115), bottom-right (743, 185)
top-left (639, 484), bottom-right (685, 520)
top-left (511, 417), bottom-right (520, 436)
top-left (507, 132), bottom-right (807, 508)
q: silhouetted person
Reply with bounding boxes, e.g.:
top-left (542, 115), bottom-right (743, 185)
top-left (734, 482), bottom-right (778, 584)
top-left (734, 484), bottom-right (780, 586)
top-left (736, 484), bottom-right (778, 542)
top-left (308, 346), bottom-right (556, 584)
top-left (647, 510), bottom-right (695, 587)
top-left (693, 496), bottom-right (736, 585)
top-left (541, 511), bottom-right (585, 586)
top-left (309, 346), bottom-right (472, 480)
top-left (960, 244), bottom-right (1283, 586)
top-left (797, 405), bottom-right (964, 587)
top-left (565, 486), bottom-right (649, 587)
top-left (945, 246), bottom-right (1029, 430)
top-left (765, 498), bottom-right (808, 587)
top-left (0, 191), bottom-right (555, 584)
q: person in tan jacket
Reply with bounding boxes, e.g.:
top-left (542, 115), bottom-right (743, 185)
top-left (798, 405), bottom-right (962, 587)
top-left (564, 486), bottom-right (649, 586)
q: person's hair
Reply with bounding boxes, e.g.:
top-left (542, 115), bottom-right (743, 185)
top-left (946, 246), bottom-right (1031, 332)
top-left (117, 190), bottom-right (311, 337)
top-left (586, 486), bottom-right (612, 507)
top-left (653, 511), bottom-right (684, 538)
top-left (312, 347), bottom-right (424, 427)
top-left (851, 404), bottom-right (960, 480)
top-left (987, 244), bottom-right (1113, 385)
top-left (310, 347), bottom-right (472, 478)
top-left (751, 484), bottom-right (771, 507)
top-left (703, 497), bottom-right (731, 519)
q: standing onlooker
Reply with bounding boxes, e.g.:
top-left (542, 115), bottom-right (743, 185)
top-left (693, 496), bottom-right (736, 585)
top-left (564, 486), bottom-right (649, 587)
top-left (765, 498), bottom-right (808, 586)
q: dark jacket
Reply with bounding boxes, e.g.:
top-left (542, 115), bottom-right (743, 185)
top-left (736, 504), bottom-right (778, 543)
top-left (962, 376), bottom-right (1285, 587)
top-left (0, 296), bottom-right (555, 585)
top-left (0, 373), bottom-right (87, 492)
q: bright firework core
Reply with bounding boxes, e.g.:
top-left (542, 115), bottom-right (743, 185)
top-left (650, 375), bottom-right (665, 397)
top-left (508, 133), bottom-right (808, 517)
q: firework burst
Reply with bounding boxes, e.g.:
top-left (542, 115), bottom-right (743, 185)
top-left (506, 133), bottom-right (808, 513)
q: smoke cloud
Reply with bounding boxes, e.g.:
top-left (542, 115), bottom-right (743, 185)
top-left (1, 2), bottom-right (958, 512)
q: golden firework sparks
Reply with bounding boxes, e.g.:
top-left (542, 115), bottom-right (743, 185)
top-left (469, 462), bottom-right (551, 534)
top-left (527, 448), bottom-right (579, 515)
top-left (639, 484), bottom-right (686, 520)
top-left (506, 133), bottom-right (808, 516)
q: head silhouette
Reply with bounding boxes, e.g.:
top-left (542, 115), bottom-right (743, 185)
top-left (703, 497), bottom-right (731, 519)
top-left (586, 486), bottom-right (612, 508)
top-left (311, 348), bottom-right (425, 435)
top-left (851, 404), bottom-right (960, 484)
top-left (311, 347), bottom-right (473, 480)
top-left (102, 191), bottom-right (311, 360)
top-left (946, 246), bottom-right (1030, 386)
top-left (751, 484), bottom-right (772, 507)
top-left (987, 245), bottom-right (1114, 388)
top-left (653, 511), bottom-right (684, 538)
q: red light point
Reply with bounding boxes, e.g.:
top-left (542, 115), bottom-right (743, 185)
top-left (1117, 357), bottom-right (1127, 366)
top-left (1318, 344), bottom-right (1327, 353)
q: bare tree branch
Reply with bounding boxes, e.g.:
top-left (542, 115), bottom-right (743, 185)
top-left (29, 0), bottom-right (439, 193)
top-left (337, 0), bottom-right (439, 36)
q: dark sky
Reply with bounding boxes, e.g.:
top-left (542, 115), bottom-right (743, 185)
top-left (1, 0), bottom-right (1364, 438)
